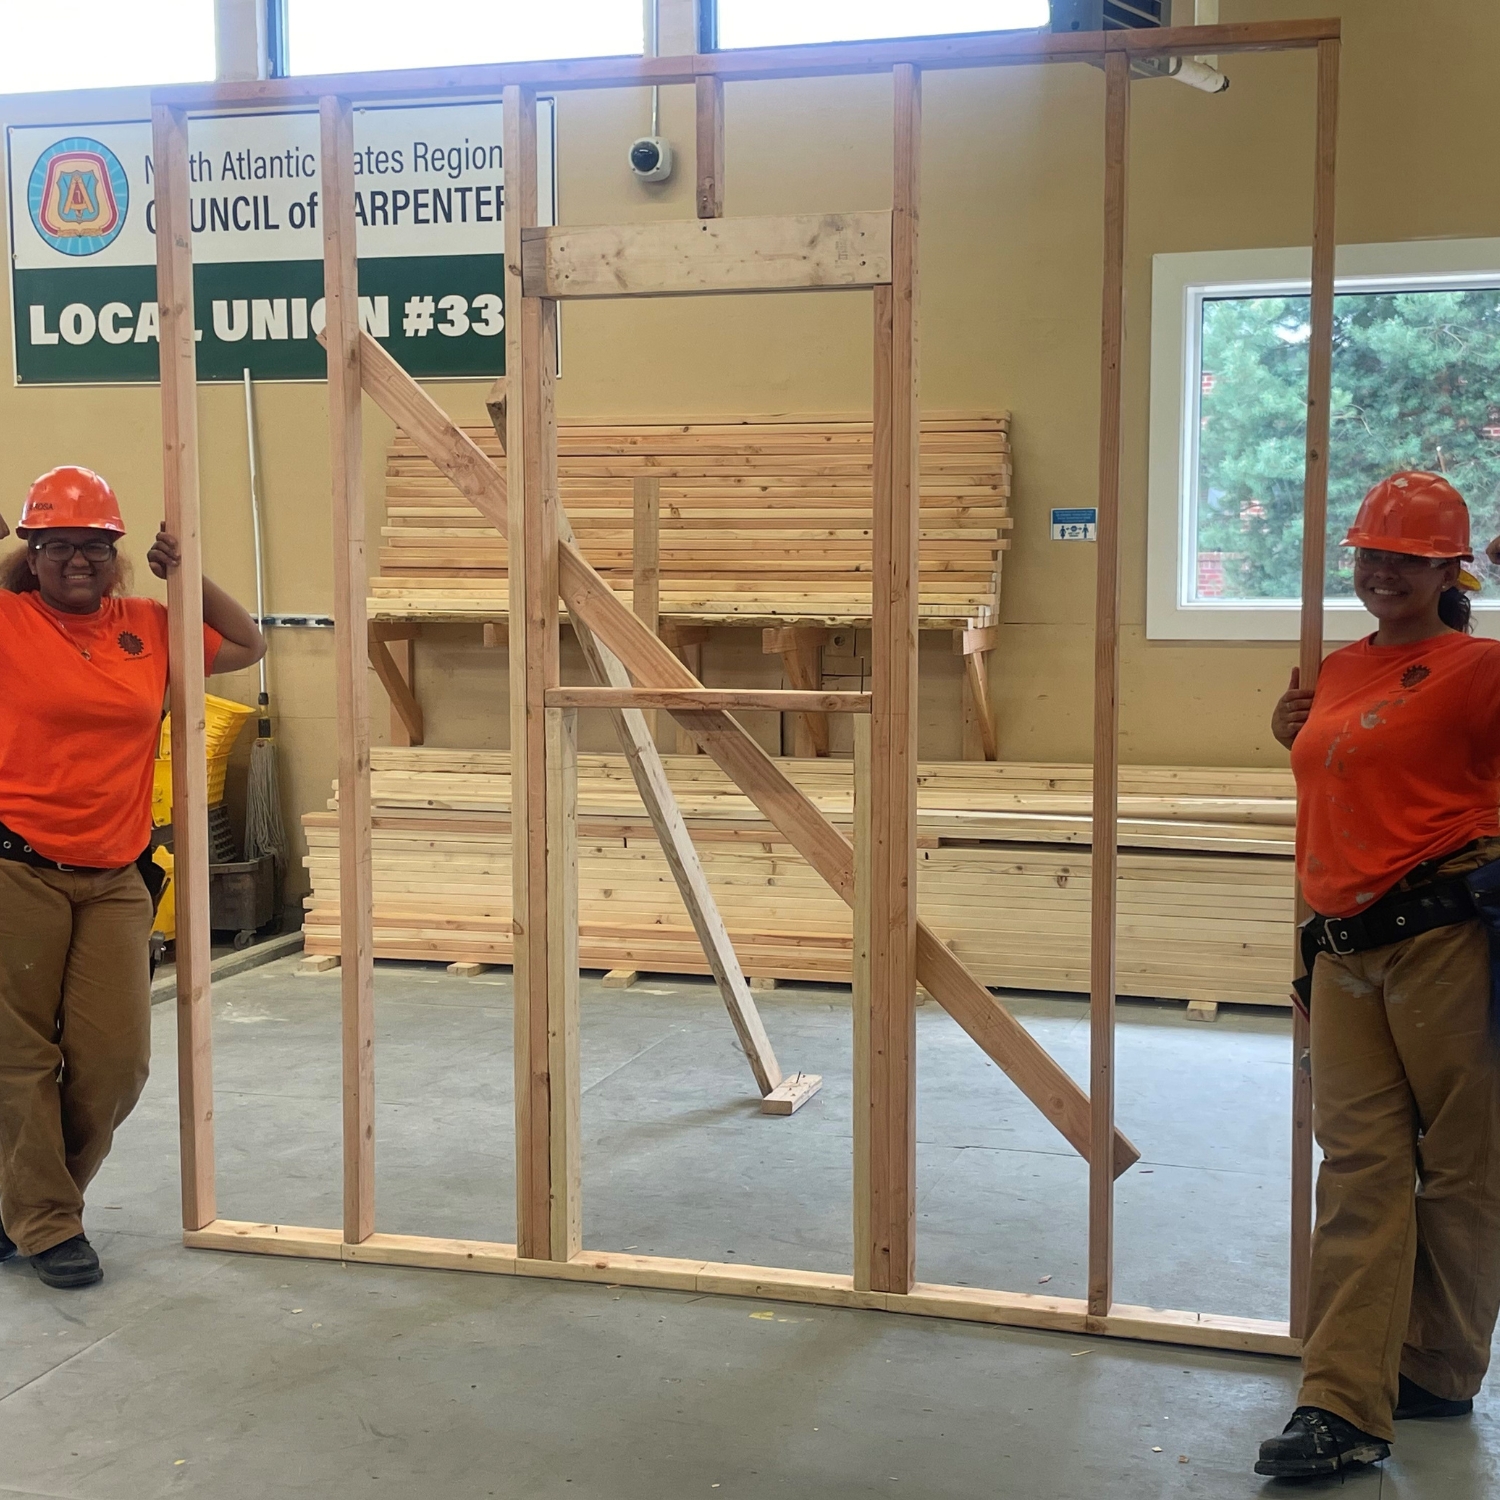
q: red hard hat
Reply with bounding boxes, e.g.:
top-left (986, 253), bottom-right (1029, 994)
top-left (18, 466), bottom-right (125, 536)
top-left (1342, 471), bottom-right (1471, 560)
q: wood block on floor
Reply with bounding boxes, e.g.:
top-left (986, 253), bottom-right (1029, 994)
top-left (601, 968), bottom-right (639, 989)
top-left (749, 976), bottom-right (779, 991)
top-left (1185, 1000), bottom-right (1219, 1023)
top-left (297, 954), bottom-right (340, 976)
top-left (760, 1072), bottom-right (823, 1116)
top-left (447, 961), bottom-right (489, 977)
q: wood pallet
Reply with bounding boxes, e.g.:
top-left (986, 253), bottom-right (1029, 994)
top-left (370, 412), bottom-right (1010, 629)
top-left (302, 750), bottom-right (1298, 1007)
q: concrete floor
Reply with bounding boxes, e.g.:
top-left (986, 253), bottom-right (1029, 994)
top-left (2, 958), bottom-right (1497, 1499)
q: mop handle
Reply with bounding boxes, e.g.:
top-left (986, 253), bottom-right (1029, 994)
top-left (243, 368), bottom-right (271, 732)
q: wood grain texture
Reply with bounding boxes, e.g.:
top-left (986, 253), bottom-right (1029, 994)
top-left (370, 633), bottom-right (425, 746)
top-left (1290, 35), bottom-right (1340, 1341)
top-left (182, 1221), bottom-right (1300, 1357)
top-left (520, 213), bottom-right (892, 299)
top-left (631, 476), bottom-right (661, 632)
top-left (1088, 50), bottom-right (1129, 1318)
top-left (505, 83), bottom-right (565, 1260)
top-left (695, 74), bottom-right (725, 219)
top-left (356, 319), bottom-right (1138, 1178)
top-left (852, 715), bottom-right (873, 1291)
top-left (544, 687), bottom-right (869, 714)
top-left (152, 104), bottom-right (215, 1233)
top-left (304, 750), bottom-right (1299, 1000)
top-left (758, 1072), bottom-right (822, 1115)
top-left (768, 627), bottom-right (831, 756)
top-left (321, 95), bottom-right (375, 1246)
top-left (632, 474), bottom-right (660, 739)
top-left (546, 708), bottom-right (581, 1258)
top-left (866, 64), bottom-right (921, 1296)
top-left (372, 409), bottom-right (1009, 631)
top-left (962, 650), bottom-right (998, 762)
top-left (153, 19), bottom-right (1341, 110)
top-left (383, 637), bottom-right (418, 746)
top-left (486, 387), bottom-right (788, 1100)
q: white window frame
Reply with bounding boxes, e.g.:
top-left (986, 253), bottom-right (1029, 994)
top-left (1147, 238), bottom-right (1500, 642)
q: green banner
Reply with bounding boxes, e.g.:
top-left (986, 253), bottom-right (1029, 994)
top-left (7, 101), bottom-right (552, 385)
top-left (14, 254), bottom-right (506, 384)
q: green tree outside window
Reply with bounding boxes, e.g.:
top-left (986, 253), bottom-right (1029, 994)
top-left (1194, 289), bottom-right (1500, 601)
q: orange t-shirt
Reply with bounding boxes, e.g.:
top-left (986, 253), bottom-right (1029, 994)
top-left (1290, 630), bottom-right (1500, 917)
top-left (0, 592), bottom-right (223, 868)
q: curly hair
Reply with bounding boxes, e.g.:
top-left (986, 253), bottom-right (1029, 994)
top-left (0, 542), bottom-right (131, 597)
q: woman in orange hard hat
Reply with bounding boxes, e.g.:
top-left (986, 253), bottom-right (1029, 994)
top-left (0, 467), bottom-right (264, 1289)
top-left (1257, 471), bottom-right (1500, 1478)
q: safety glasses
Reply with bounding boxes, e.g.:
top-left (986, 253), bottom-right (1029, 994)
top-left (1352, 548), bottom-right (1452, 574)
top-left (30, 538), bottom-right (118, 564)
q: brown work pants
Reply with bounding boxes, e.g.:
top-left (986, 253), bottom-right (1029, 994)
top-left (1300, 854), bottom-right (1500, 1441)
top-left (0, 859), bottom-right (153, 1256)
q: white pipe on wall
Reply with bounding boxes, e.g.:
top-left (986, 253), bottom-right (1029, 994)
top-left (1170, 57), bottom-right (1230, 93)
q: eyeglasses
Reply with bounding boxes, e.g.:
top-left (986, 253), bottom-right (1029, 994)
top-left (30, 539), bottom-right (117, 564)
top-left (1352, 549), bottom-right (1450, 573)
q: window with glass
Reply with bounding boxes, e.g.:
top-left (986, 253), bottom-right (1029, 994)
top-left (0, 1), bottom-right (215, 93)
top-left (712, 0), bottom-right (1049, 51)
top-left (1147, 242), bottom-right (1500, 641)
top-left (1193, 286), bottom-right (1500, 606)
top-left (286, 0), bottom-right (644, 75)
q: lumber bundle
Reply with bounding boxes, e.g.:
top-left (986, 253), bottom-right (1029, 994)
top-left (370, 412), bottom-right (1010, 628)
top-left (303, 750), bottom-right (1299, 1007)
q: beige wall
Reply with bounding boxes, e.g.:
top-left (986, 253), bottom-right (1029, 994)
top-left (2, 0), bottom-right (1495, 898)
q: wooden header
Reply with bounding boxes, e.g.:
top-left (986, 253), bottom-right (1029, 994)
top-left (151, 20), bottom-right (1339, 110)
top-left (544, 687), bottom-right (872, 714)
top-left (520, 213), bottom-right (891, 300)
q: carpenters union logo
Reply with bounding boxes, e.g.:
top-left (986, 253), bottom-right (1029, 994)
top-left (27, 136), bottom-right (129, 256)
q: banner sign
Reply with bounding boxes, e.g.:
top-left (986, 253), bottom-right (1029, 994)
top-left (6, 100), bottom-right (554, 385)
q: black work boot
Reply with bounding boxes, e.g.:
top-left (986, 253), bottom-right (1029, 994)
top-left (30, 1234), bottom-right (102, 1289)
top-left (1395, 1372), bottom-right (1473, 1420)
top-left (1254, 1406), bottom-right (1390, 1478)
top-left (0, 1221), bottom-right (14, 1264)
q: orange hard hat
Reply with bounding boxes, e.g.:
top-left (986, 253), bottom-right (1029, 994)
top-left (17, 466), bottom-right (125, 536)
top-left (1342, 471), bottom-right (1471, 560)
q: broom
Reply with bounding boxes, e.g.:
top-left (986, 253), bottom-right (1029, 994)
top-left (241, 369), bottom-right (288, 886)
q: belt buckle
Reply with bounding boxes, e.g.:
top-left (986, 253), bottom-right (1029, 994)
top-left (1322, 918), bottom-right (1356, 957)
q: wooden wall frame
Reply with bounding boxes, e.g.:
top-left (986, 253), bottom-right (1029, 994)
top-left (153, 17), bottom-right (1338, 1359)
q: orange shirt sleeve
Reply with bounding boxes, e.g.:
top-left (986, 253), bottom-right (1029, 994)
top-left (1465, 640), bottom-right (1500, 761)
top-left (140, 599), bottom-right (223, 677)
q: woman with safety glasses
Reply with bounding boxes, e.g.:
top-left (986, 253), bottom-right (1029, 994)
top-left (0, 467), bottom-right (264, 1290)
top-left (1257, 472), bottom-right (1500, 1478)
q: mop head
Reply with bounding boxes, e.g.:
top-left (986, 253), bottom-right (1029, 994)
top-left (244, 736), bottom-right (289, 872)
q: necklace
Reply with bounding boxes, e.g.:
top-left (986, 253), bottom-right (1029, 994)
top-left (31, 595), bottom-right (105, 661)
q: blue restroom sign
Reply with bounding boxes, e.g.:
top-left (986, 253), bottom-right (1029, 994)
top-left (1050, 507), bottom-right (1098, 541)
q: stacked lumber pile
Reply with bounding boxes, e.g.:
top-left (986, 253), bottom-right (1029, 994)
top-left (303, 750), bottom-right (1298, 1007)
top-left (370, 412), bottom-right (1010, 628)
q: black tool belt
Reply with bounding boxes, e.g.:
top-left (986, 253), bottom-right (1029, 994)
top-left (0, 818), bottom-right (112, 873)
top-left (1294, 846), bottom-right (1500, 1020)
top-left (0, 818), bottom-right (164, 905)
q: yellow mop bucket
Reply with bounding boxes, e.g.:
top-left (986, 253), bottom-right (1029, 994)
top-left (152, 695), bottom-right (255, 827)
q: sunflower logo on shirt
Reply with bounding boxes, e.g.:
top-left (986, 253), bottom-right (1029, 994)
top-left (1401, 664), bottom-right (1430, 689)
top-left (117, 631), bottom-right (144, 657)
